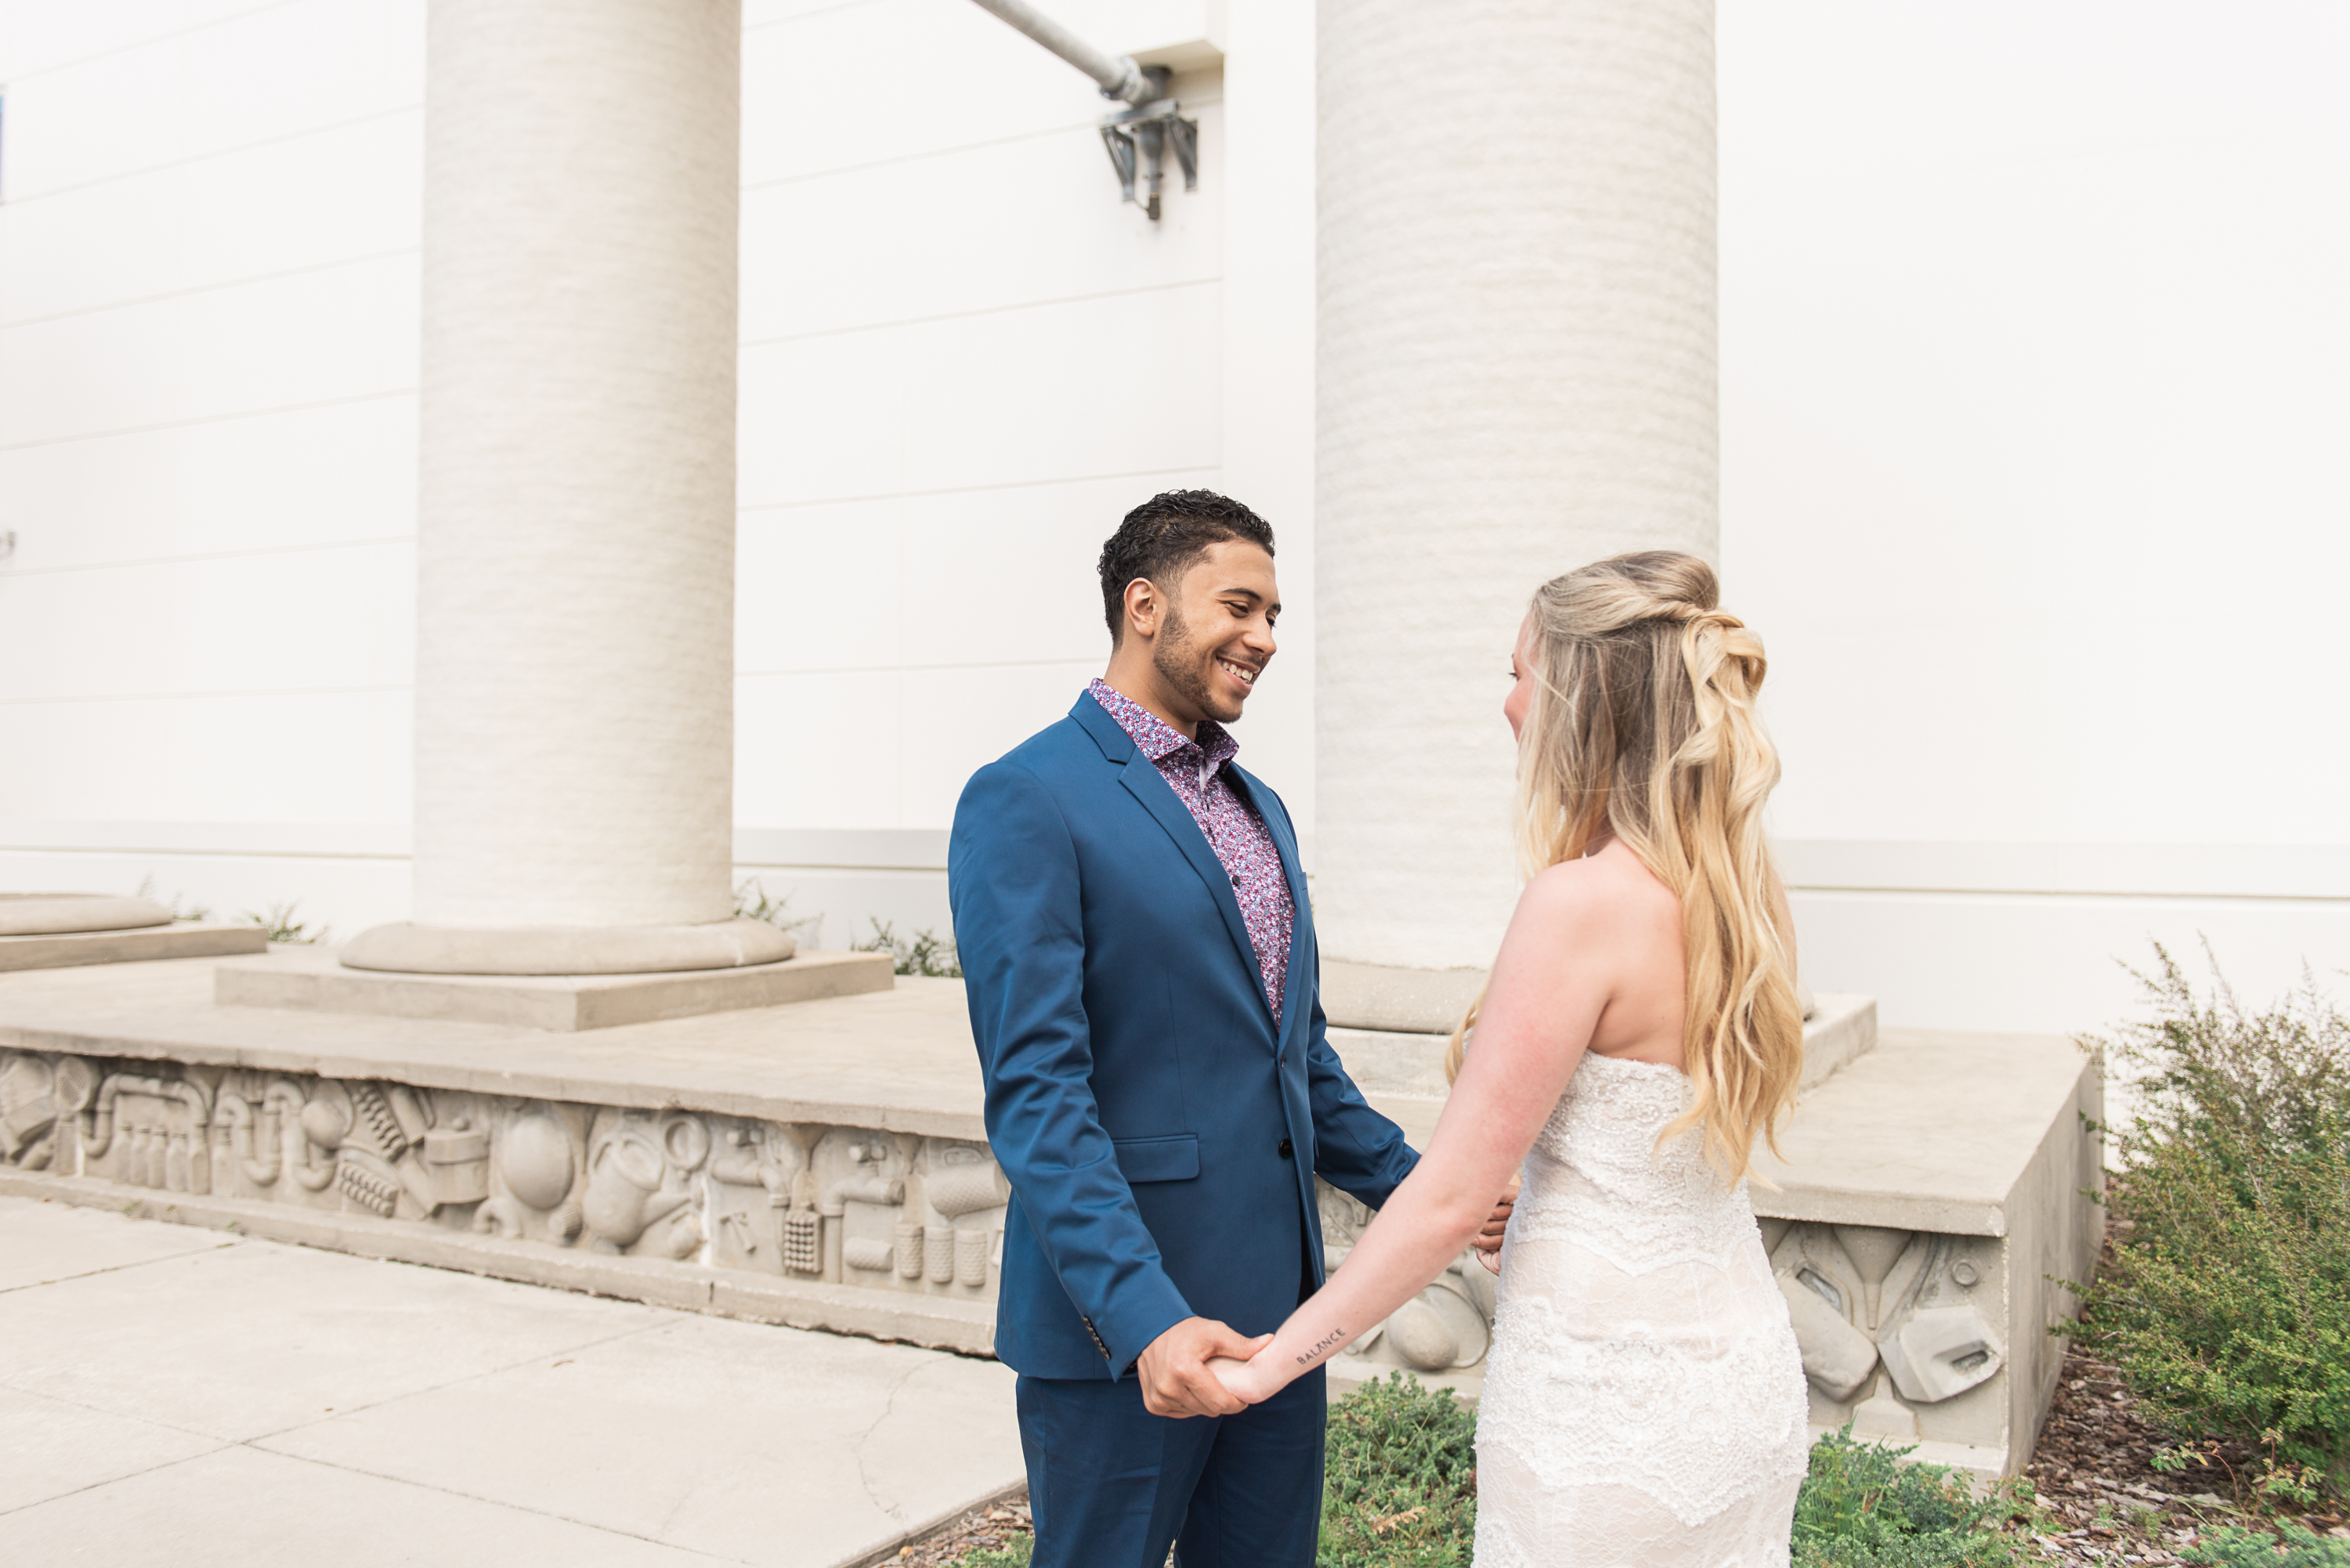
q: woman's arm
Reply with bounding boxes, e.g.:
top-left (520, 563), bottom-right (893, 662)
top-left (1212, 859), bottom-right (1632, 1401)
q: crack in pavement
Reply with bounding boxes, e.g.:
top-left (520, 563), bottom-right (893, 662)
top-left (851, 1359), bottom-right (931, 1529)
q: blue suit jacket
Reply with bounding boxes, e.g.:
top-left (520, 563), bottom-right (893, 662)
top-left (949, 692), bottom-right (1420, 1380)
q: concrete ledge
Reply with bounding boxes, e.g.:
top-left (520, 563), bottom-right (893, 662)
top-left (1752, 1028), bottom-right (2099, 1236)
top-left (1799, 992), bottom-right (1878, 1090)
top-left (1320, 959), bottom-right (1487, 1035)
top-left (215, 943), bottom-right (895, 1031)
top-left (0, 1166), bottom-right (999, 1357)
top-left (1337, 992), bottom-right (1879, 1125)
top-left (339, 916), bottom-right (794, 976)
top-left (0, 921), bottom-right (266, 972)
top-left (0, 892), bottom-right (173, 936)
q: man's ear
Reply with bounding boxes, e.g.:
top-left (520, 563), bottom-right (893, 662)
top-left (1122, 577), bottom-right (1160, 642)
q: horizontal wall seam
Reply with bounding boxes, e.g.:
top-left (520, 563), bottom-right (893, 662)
top-left (1, 0), bottom-right (311, 84)
top-left (739, 275), bottom-right (1220, 349)
top-left (737, 657), bottom-right (1094, 679)
top-left (0, 246), bottom-right (422, 332)
top-left (736, 462), bottom-right (1217, 514)
top-left (0, 387), bottom-right (416, 453)
top-left (2, 103), bottom-right (423, 208)
top-left (0, 845), bottom-right (414, 862)
top-left (1790, 886), bottom-right (2350, 908)
top-left (744, 0), bottom-right (888, 34)
top-left (0, 536), bottom-right (412, 580)
top-left (0, 684), bottom-right (409, 706)
top-left (739, 91), bottom-right (1224, 195)
top-left (739, 120), bottom-right (1103, 193)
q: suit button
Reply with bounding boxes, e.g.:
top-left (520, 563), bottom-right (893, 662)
top-left (1278, 1139), bottom-right (1293, 1160)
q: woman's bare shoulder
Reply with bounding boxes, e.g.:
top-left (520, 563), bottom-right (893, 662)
top-left (1517, 843), bottom-right (1677, 939)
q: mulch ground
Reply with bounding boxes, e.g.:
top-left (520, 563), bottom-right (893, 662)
top-left (885, 1496), bottom-right (1029, 1566)
top-left (2010, 1342), bottom-right (2347, 1563)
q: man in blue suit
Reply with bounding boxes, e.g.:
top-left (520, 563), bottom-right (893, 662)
top-left (950, 492), bottom-right (1505, 1567)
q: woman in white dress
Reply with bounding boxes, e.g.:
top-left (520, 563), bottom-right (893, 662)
top-left (1212, 551), bottom-right (1813, 1565)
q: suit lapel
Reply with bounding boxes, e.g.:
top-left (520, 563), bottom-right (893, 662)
top-left (1233, 764), bottom-right (1313, 1043)
top-left (1116, 751), bottom-right (1268, 1015)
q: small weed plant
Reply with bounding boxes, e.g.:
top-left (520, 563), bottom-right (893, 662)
top-left (1792, 1426), bottom-right (2022, 1568)
top-left (852, 917), bottom-right (962, 979)
top-left (243, 900), bottom-right (326, 945)
top-left (731, 880), bottom-right (823, 941)
top-left (2066, 945), bottom-right (2350, 1501)
top-left (133, 876), bottom-right (210, 923)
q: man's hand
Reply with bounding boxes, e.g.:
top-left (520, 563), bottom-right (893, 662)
top-left (1470, 1173), bottom-right (1520, 1274)
top-left (1137, 1317), bottom-right (1271, 1418)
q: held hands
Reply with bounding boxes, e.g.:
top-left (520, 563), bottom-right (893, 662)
top-left (1205, 1349), bottom-right (1281, 1407)
top-left (1470, 1172), bottom-right (1521, 1275)
top-left (1137, 1317), bottom-right (1272, 1418)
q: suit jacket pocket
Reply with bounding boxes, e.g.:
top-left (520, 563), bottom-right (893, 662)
top-left (1112, 1133), bottom-right (1199, 1184)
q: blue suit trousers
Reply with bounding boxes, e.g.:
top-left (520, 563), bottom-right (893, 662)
top-left (1017, 1367), bottom-right (1327, 1568)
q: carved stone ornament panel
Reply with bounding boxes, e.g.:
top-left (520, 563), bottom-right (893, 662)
top-left (0, 1048), bottom-right (1008, 1306)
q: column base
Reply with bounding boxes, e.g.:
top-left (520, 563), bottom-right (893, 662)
top-left (217, 944), bottom-right (892, 1031)
top-left (340, 917), bottom-right (794, 977)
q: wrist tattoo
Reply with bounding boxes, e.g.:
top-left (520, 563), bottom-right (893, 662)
top-left (1296, 1327), bottom-right (1346, 1366)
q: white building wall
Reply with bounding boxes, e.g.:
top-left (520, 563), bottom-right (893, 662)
top-left (1719, 0), bottom-right (2350, 1034)
top-left (0, 0), bottom-right (425, 937)
top-left (1, 0), bottom-right (2341, 1033)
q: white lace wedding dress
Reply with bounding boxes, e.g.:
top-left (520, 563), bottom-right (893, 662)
top-left (1473, 1053), bottom-right (1810, 1566)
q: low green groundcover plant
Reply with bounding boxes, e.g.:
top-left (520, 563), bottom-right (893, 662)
top-left (1317, 1373), bottom-right (1481, 1567)
top-left (2066, 946), bottom-right (2350, 1501)
top-left (2182, 1521), bottom-right (2350, 1568)
top-left (1791, 1426), bottom-right (2019, 1568)
top-left (953, 1386), bottom-right (2028, 1566)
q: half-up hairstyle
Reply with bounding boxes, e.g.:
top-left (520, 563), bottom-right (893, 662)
top-left (1444, 551), bottom-right (1802, 1182)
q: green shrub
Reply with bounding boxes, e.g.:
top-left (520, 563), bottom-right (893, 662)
top-left (2066, 947), bottom-right (2350, 1497)
top-left (1318, 1374), bottom-right (1480, 1568)
top-left (2183, 1522), bottom-right (2350, 1568)
top-left (1791, 1426), bottom-right (2018, 1568)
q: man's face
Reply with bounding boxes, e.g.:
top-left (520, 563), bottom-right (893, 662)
top-left (1145, 540), bottom-right (1280, 727)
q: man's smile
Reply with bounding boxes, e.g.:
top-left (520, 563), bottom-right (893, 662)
top-left (1217, 656), bottom-right (1260, 688)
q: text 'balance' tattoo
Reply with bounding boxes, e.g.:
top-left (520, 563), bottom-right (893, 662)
top-left (1296, 1328), bottom-right (1347, 1366)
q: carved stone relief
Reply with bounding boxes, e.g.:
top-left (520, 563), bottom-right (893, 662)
top-left (0, 1047), bottom-right (1012, 1309)
top-left (1761, 1217), bottom-right (2009, 1443)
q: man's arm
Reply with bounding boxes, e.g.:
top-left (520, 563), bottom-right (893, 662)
top-left (1305, 984), bottom-right (1516, 1261)
top-left (950, 761), bottom-right (1252, 1408)
top-left (1300, 985), bottom-right (1423, 1210)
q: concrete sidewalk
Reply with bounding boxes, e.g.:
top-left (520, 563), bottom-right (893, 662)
top-left (0, 1195), bottom-right (1022, 1566)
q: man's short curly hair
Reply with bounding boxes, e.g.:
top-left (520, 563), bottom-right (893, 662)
top-left (1097, 490), bottom-right (1275, 643)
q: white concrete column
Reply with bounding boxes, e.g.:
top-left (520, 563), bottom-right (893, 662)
top-left (1315, 0), bottom-right (1719, 992)
top-left (345, 0), bottom-right (786, 975)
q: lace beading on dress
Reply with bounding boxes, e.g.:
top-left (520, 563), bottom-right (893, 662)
top-left (1473, 1054), bottom-right (1810, 1567)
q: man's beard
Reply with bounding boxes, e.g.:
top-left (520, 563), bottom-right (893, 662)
top-left (1152, 605), bottom-right (1240, 724)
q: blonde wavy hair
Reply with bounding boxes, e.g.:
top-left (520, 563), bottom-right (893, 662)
top-left (1444, 551), bottom-right (1803, 1182)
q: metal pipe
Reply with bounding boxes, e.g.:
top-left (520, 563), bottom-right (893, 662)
top-left (964, 0), bottom-right (1153, 103)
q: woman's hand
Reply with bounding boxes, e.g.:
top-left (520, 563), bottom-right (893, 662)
top-left (1205, 1352), bottom-right (1284, 1407)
